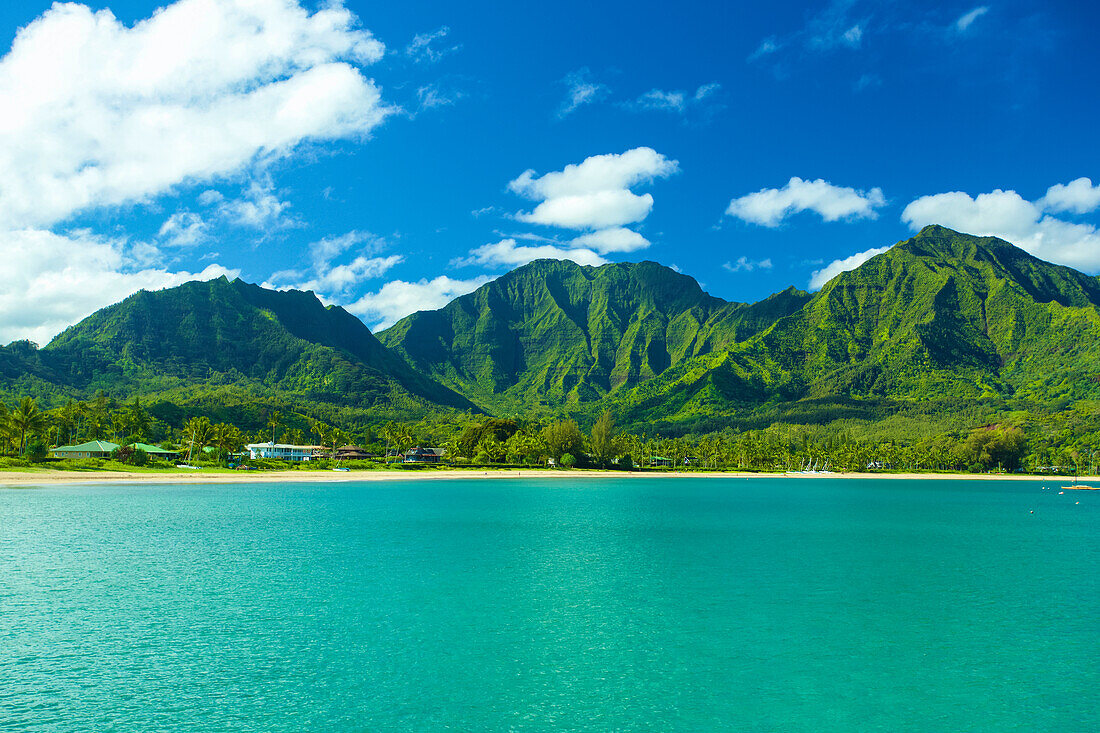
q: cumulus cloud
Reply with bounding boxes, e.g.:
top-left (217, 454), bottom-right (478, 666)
top-left (0, 0), bottom-right (391, 230)
top-left (266, 231), bottom-right (400, 299)
top-left (515, 190), bottom-right (656, 230)
top-left (0, 229), bottom-right (237, 345)
top-left (557, 68), bottom-right (609, 117)
top-left (219, 179), bottom-right (295, 229)
top-left (901, 182), bottom-right (1100, 272)
top-left (568, 227), bottom-right (650, 254)
top-left (510, 147), bottom-right (679, 229)
top-left (954, 6), bottom-right (989, 32)
top-left (0, 0), bottom-right (394, 344)
top-left (455, 239), bottom-right (607, 269)
top-left (808, 246), bottom-right (890, 290)
top-left (723, 257), bottom-right (773, 273)
top-left (347, 275), bottom-right (493, 331)
top-left (726, 177), bottom-right (886, 227)
top-left (1039, 177), bottom-right (1100, 215)
top-left (158, 211), bottom-right (209, 248)
top-left (451, 148), bottom-right (677, 269)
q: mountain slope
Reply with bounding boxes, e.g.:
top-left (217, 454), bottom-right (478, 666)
top-left (376, 259), bottom-right (811, 414)
top-left (2, 277), bottom-right (475, 413)
top-left (608, 226), bottom-right (1100, 427)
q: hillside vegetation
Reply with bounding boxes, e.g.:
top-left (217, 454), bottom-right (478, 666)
top-left (1, 226), bottom-right (1098, 472)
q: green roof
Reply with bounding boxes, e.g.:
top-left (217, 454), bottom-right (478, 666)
top-left (128, 442), bottom-right (178, 455)
top-left (54, 440), bottom-right (119, 453)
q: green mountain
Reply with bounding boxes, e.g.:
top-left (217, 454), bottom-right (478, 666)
top-left (376, 259), bottom-right (812, 415)
top-left (3, 226), bottom-right (1097, 437)
top-left (607, 226), bottom-right (1100, 428)
top-left (0, 277), bottom-right (475, 417)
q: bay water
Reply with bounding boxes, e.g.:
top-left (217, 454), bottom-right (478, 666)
top-left (1, 477), bottom-right (1096, 731)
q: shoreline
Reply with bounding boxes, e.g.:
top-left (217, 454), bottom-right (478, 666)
top-left (2, 468), bottom-right (1097, 487)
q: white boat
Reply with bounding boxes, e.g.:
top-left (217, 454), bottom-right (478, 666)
top-left (175, 464), bottom-right (201, 470)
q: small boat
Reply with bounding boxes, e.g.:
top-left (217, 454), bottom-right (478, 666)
top-left (175, 464), bottom-right (201, 470)
top-left (332, 467), bottom-right (350, 472)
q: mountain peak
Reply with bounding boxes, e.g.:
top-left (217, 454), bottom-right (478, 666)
top-left (902, 225), bottom-right (1015, 261)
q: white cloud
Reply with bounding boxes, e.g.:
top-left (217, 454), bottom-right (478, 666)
top-left (220, 179), bottom-right (295, 229)
top-left (0, 0), bottom-right (394, 344)
top-left (404, 26), bottom-right (459, 63)
top-left (516, 190), bottom-right (655, 230)
top-left (452, 148), bottom-right (677, 269)
top-left (557, 68), bottom-right (609, 117)
top-left (0, 0), bottom-right (391, 231)
top-left (569, 227), bottom-right (650, 254)
top-left (629, 83), bottom-right (721, 115)
top-left (309, 231), bottom-right (378, 268)
top-left (347, 275), bottom-right (493, 331)
top-left (510, 147), bottom-right (678, 230)
top-left (634, 89), bottom-right (687, 113)
top-left (510, 147), bottom-right (678, 200)
top-left (1039, 177), bottom-right (1100, 215)
top-left (197, 189), bottom-right (224, 206)
top-left (266, 231), bottom-right (399, 298)
top-left (0, 229), bottom-right (237, 345)
top-left (415, 83), bottom-right (464, 113)
top-left (455, 239), bottom-right (607, 269)
top-left (954, 6), bottom-right (989, 32)
top-left (158, 211), bottom-right (208, 248)
top-left (723, 257), bottom-right (773, 273)
top-left (726, 177), bottom-right (886, 227)
top-left (805, 0), bottom-right (867, 51)
top-left (854, 73), bottom-right (882, 92)
top-left (901, 183), bottom-right (1100, 272)
top-left (748, 37), bottom-right (781, 62)
top-left (753, 0), bottom-right (867, 66)
top-left (281, 254), bottom-right (402, 297)
top-left (808, 246), bottom-right (890, 290)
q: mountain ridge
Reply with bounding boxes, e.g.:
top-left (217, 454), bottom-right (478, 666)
top-left (376, 259), bottom-right (812, 415)
top-left (2, 226), bottom-right (1098, 436)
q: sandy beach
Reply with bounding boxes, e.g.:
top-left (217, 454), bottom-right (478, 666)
top-left (2, 468), bottom-right (1097, 487)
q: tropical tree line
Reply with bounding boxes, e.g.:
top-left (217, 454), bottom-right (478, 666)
top-left (2, 391), bottom-right (1098, 474)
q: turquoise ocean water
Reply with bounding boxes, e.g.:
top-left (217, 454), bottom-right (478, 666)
top-left (1, 477), bottom-right (1096, 731)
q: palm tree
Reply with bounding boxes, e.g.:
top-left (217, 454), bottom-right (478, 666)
top-left (0, 402), bottom-right (12, 455)
top-left (56, 399), bottom-right (78, 446)
top-left (181, 416), bottom-right (212, 463)
top-left (267, 411), bottom-right (282, 445)
top-left (311, 420), bottom-right (329, 446)
top-left (10, 397), bottom-right (49, 456)
top-left (210, 423), bottom-right (244, 464)
top-left (121, 397), bottom-right (151, 441)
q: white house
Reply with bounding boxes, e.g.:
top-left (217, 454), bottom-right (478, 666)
top-left (246, 443), bottom-right (324, 461)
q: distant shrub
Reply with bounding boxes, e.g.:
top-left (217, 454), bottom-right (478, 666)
top-left (25, 440), bottom-right (48, 463)
top-left (110, 446), bottom-right (149, 466)
top-left (561, 453), bottom-right (576, 468)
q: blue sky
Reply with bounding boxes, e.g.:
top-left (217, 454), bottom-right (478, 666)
top-left (1, 0), bottom-right (1098, 343)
